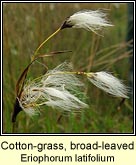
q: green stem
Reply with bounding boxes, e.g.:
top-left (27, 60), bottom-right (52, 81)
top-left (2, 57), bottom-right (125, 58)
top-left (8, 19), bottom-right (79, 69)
top-left (31, 27), bottom-right (61, 61)
top-left (28, 71), bottom-right (93, 86)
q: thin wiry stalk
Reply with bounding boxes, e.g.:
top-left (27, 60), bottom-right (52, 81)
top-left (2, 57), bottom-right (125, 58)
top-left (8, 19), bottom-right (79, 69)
top-left (97, 50), bottom-right (132, 69)
top-left (31, 27), bottom-right (61, 60)
top-left (85, 33), bottom-right (101, 94)
top-left (95, 42), bottom-right (130, 64)
top-left (18, 62), bottom-right (89, 116)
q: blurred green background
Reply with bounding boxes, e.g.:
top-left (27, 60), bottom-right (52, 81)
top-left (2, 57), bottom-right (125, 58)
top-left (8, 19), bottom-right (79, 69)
top-left (3, 3), bottom-right (133, 133)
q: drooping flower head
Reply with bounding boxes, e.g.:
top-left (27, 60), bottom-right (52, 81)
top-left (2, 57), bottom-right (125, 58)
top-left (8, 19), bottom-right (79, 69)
top-left (61, 9), bottom-right (113, 34)
top-left (32, 9), bottom-right (113, 60)
top-left (87, 71), bottom-right (129, 98)
top-left (17, 62), bottom-right (88, 116)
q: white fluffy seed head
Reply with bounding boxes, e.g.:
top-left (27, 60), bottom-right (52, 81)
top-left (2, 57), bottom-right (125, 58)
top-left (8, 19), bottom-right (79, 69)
top-left (41, 62), bottom-right (84, 90)
top-left (61, 9), bottom-right (113, 35)
top-left (87, 71), bottom-right (129, 98)
top-left (19, 62), bottom-right (88, 116)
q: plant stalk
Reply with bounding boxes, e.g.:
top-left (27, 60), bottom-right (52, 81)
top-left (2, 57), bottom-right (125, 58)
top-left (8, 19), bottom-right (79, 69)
top-left (31, 27), bottom-right (61, 61)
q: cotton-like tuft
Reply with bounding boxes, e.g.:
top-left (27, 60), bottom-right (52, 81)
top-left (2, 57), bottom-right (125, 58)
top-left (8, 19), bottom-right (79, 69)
top-left (18, 62), bottom-right (88, 116)
top-left (61, 9), bottom-right (113, 35)
top-left (87, 71), bottom-right (129, 98)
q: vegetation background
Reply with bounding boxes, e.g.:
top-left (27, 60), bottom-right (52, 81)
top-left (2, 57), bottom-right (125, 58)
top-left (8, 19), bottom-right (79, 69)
top-left (3, 2), bottom-right (133, 133)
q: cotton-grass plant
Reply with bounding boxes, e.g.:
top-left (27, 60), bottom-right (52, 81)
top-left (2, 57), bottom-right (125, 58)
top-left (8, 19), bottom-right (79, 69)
top-left (12, 9), bottom-right (129, 128)
top-left (17, 62), bottom-right (89, 117)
